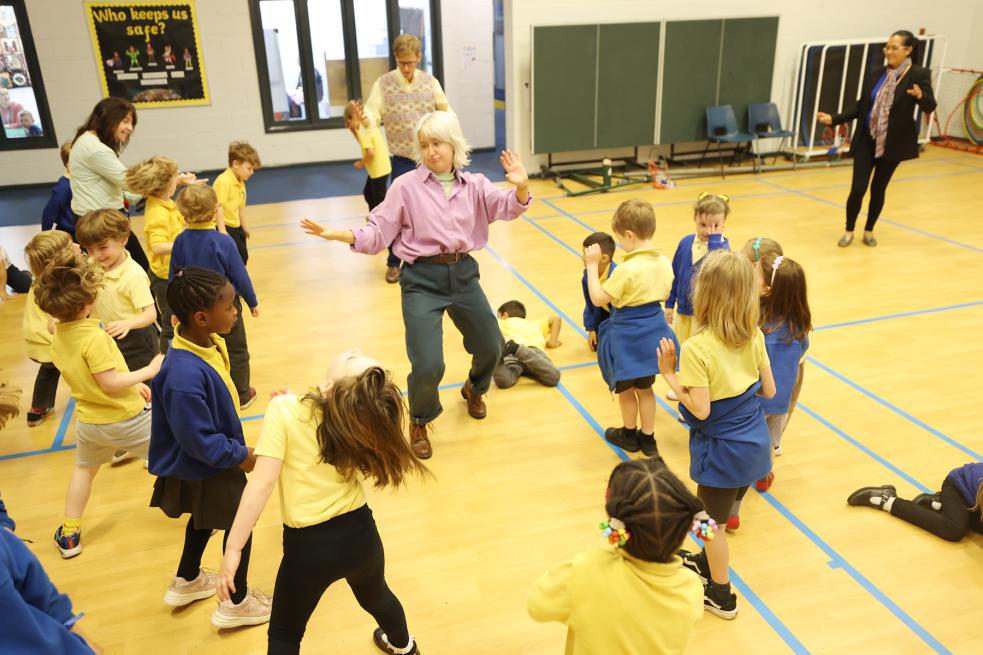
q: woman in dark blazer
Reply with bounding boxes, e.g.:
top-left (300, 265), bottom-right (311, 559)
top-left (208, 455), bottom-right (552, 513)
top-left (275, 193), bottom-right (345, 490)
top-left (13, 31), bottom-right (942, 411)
top-left (818, 30), bottom-right (936, 247)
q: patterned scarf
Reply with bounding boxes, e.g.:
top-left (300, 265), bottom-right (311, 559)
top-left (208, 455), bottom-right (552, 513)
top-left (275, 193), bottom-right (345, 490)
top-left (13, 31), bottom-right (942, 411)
top-left (869, 58), bottom-right (911, 158)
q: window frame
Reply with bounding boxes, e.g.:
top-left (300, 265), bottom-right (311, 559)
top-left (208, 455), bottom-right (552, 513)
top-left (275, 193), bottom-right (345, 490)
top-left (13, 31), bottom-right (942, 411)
top-left (247, 0), bottom-right (443, 134)
top-left (0, 0), bottom-right (57, 151)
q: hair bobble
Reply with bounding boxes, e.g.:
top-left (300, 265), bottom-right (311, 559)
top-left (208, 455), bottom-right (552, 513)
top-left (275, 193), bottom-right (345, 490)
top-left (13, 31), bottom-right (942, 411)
top-left (599, 517), bottom-right (631, 547)
top-left (697, 191), bottom-right (730, 203)
top-left (174, 269), bottom-right (184, 278)
top-left (752, 237), bottom-right (762, 261)
top-left (690, 511), bottom-right (718, 541)
top-left (770, 255), bottom-right (784, 286)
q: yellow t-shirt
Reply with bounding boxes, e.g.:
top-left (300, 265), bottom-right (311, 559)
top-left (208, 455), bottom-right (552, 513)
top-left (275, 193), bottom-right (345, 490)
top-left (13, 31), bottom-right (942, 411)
top-left (50, 318), bottom-right (146, 424)
top-left (212, 168), bottom-right (246, 229)
top-left (679, 327), bottom-right (771, 401)
top-left (92, 252), bottom-right (155, 324)
top-left (254, 394), bottom-right (367, 529)
top-left (499, 316), bottom-right (550, 350)
top-left (170, 325), bottom-right (238, 408)
top-left (356, 121), bottom-right (392, 180)
top-left (528, 547), bottom-right (703, 655)
top-left (23, 285), bottom-right (54, 362)
top-left (601, 248), bottom-right (673, 308)
top-left (144, 196), bottom-right (185, 279)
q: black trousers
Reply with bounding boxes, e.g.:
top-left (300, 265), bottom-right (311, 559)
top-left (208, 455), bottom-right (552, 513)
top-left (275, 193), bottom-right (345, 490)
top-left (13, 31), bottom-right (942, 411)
top-left (890, 480), bottom-right (983, 542)
top-left (176, 516), bottom-right (251, 605)
top-left (221, 296), bottom-right (251, 403)
top-left (149, 272), bottom-right (173, 354)
top-left (845, 137), bottom-right (901, 232)
top-left (698, 484), bottom-right (750, 525)
top-left (31, 362), bottom-right (60, 410)
top-left (268, 505), bottom-right (410, 655)
top-left (115, 325), bottom-right (159, 371)
top-left (4, 264), bottom-right (32, 293)
top-left (226, 225), bottom-right (249, 266)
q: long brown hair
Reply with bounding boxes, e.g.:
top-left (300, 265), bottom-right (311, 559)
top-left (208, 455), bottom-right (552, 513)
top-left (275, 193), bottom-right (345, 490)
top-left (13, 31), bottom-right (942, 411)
top-left (304, 367), bottom-right (430, 488)
top-left (693, 250), bottom-right (759, 348)
top-left (73, 97), bottom-right (137, 153)
top-left (761, 257), bottom-right (812, 344)
top-left (605, 458), bottom-right (703, 563)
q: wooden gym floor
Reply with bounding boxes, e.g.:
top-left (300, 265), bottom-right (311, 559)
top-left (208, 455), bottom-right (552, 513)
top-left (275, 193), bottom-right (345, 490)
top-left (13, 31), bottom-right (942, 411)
top-left (1, 145), bottom-right (982, 654)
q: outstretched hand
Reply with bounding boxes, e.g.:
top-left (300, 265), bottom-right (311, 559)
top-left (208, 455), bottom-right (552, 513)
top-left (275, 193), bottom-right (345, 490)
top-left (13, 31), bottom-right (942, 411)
top-left (500, 150), bottom-right (528, 189)
top-left (300, 218), bottom-right (326, 238)
top-left (816, 112), bottom-right (833, 126)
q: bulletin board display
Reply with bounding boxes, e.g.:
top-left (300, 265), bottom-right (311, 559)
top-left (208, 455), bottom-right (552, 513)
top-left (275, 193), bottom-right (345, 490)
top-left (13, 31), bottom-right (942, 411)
top-left (85, 1), bottom-right (210, 107)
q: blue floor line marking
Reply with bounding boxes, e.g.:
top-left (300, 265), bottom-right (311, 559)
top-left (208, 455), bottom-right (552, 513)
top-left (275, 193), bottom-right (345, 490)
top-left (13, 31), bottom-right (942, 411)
top-left (0, 445), bottom-right (76, 462)
top-left (513, 205), bottom-right (952, 651)
top-left (794, 167), bottom-right (983, 193)
top-left (50, 398), bottom-right (75, 450)
top-left (522, 214), bottom-right (584, 257)
top-left (806, 357), bottom-right (983, 460)
top-left (753, 178), bottom-right (983, 253)
top-left (796, 404), bottom-right (932, 494)
top-left (814, 301), bottom-right (983, 330)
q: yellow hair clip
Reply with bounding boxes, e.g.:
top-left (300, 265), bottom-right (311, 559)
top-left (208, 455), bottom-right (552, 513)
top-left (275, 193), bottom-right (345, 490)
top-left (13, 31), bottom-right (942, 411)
top-left (697, 192), bottom-right (730, 203)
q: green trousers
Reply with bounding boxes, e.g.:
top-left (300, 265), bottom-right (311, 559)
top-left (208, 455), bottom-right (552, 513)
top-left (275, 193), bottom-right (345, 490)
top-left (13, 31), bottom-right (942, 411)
top-left (400, 256), bottom-right (503, 425)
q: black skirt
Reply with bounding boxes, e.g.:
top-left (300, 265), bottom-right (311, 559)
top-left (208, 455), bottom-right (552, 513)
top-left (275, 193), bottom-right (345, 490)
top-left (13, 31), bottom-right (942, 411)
top-left (150, 467), bottom-right (246, 531)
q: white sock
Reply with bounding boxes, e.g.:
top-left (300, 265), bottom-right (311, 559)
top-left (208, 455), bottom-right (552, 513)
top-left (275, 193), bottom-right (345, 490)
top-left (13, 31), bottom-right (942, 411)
top-left (383, 633), bottom-right (415, 655)
top-left (931, 500), bottom-right (942, 511)
top-left (882, 496), bottom-right (895, 512)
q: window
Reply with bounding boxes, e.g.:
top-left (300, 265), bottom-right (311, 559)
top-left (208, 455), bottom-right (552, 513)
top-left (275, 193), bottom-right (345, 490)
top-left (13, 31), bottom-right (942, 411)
top-left (0, 1), bottom-right (56, 150)
top-left (248, 0), bottom-right (442, 132)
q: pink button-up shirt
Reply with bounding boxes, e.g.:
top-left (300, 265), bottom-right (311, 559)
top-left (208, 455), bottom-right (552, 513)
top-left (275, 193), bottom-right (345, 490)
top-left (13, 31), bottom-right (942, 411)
top-left (351, 165), bottom-right (532, 263)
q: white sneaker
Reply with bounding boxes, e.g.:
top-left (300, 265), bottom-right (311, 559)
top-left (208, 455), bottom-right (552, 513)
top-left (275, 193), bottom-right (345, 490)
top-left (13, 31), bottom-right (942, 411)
top-left (111, 449), bottom-right (136, 465)
top-left (211, 588), bottom-right (272, 628)
top-left (666, 389), bottom-right (679, 401)
top-left (164, 570), bottom-right (217, 606)
top-left (774, 445), bottom-right (783, 457)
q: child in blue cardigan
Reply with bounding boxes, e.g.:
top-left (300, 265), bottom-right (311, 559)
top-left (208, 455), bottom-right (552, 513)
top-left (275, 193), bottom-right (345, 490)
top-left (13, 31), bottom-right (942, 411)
top-left (149, 266), bottom-right (270, 630)
top-left (581, 232), bottom-right (616, 352)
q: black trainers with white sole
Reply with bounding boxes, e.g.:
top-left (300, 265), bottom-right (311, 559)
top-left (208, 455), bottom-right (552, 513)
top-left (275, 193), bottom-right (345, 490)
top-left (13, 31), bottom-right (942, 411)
top-left (703, 580), bottom-right (738, 619)
top-left (677, 549), bottom-right (709, 583)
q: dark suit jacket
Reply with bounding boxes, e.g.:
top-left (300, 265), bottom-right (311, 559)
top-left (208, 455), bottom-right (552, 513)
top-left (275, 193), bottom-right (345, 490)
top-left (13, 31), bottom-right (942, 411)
top-left (832, 64), bottom-right (936, 162)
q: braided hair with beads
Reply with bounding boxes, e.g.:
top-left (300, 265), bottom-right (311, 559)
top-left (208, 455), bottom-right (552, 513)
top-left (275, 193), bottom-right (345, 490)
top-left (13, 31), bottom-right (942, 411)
top-left (604, 458), bottom-right (704, 563)
top-left (166, 266), bottom-right (230, 325)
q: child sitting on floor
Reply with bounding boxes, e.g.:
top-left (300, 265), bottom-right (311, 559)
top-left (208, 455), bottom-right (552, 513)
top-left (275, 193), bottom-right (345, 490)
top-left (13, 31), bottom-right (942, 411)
top-left (494, 299), bottom-right (562, 389)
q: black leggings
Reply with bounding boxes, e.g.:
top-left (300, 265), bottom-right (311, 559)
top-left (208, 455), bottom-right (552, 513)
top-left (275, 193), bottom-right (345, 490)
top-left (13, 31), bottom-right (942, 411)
top-left (845, 137), bottom-right (900, 233)
top-left (698, 484), bottom-right (749, 525)
top-left (31, 362), bottom-right (60, 410)
top-left (5, 264), bottom-right (32, 293)
top-left (268, 505), bottom-right (409, 655)
top-left (177, 516), bottom-right (252, 605)
top-left (890, 480), bottom-right (983, 542)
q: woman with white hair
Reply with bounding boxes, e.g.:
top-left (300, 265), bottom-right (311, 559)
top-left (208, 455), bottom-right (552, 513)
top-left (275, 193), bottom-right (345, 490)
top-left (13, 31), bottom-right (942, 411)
top-left (301, 111), bottom-right (531, 459)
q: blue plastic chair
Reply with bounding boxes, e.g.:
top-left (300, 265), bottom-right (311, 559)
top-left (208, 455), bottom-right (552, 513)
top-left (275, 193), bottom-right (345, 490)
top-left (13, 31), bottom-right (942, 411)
top-left (701, 105), bottom-right (755, 177)
top-left (748, 102), bottom-right (796, 168)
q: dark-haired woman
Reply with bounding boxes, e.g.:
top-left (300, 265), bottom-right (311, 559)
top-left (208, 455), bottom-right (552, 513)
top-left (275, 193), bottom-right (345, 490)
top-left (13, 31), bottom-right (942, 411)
top-left (528, 457), bottom-right (703, 655)
top-left (218, 349), bottom-right (428, 655)
top-left (817, 30), bottom-right (936, 248)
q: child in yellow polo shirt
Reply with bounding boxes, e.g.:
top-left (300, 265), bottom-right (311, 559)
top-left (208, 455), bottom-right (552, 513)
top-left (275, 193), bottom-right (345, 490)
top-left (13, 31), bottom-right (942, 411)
top-left (494, 299), bottom-right (562, 389)
top-left (34, 251), bottom-right (163, 559)
top-left (213, 141), bottom-right (261, 266)
top-left (584, 199), bottom-right (677, 457)
top-left (75, 209), bottom-right (159, 371)
top-left (21, 231), bottom-right (80, 427)
top-left (528, 457), bottom-right (704, 655)
top-left (344, 101), bottom-right (397, 283)
top-left (126, 156), bottom-right (186, 353)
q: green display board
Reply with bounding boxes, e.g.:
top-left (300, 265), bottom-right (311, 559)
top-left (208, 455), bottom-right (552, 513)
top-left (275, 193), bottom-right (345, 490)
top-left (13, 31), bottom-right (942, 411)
top-left (532, 17), bottom-right (779, 154)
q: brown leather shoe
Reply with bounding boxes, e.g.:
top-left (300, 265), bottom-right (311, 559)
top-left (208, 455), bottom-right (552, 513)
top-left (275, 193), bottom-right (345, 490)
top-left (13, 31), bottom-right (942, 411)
top-left (461, 381), bottom-right (487, 419)
top-left (385, 266), bottom-right (400, 284)
top-left (409, 423), bottom-right (432, 459)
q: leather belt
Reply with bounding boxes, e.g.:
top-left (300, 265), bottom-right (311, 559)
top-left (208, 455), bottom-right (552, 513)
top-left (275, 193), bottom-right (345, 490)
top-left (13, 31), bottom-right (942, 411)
top-left (416, 253), bottom-right (469, 264)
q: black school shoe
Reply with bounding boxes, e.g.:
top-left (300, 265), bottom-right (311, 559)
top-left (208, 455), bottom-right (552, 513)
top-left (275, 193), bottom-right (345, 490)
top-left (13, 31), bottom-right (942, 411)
top-left (704, 580), bottom-right (738, 619)
top-left (636, 432), bottom-right (659, 457)
top-left (604, 427), bottom-right (640, 452)
top-left (913, 492), bottom-right (941, 511)
top-left (678, 549), bottom-right (709, 583)
top-left (846, 485), bottom-right (896, 508)
top-left (373, 628), bottom-right (419, 654)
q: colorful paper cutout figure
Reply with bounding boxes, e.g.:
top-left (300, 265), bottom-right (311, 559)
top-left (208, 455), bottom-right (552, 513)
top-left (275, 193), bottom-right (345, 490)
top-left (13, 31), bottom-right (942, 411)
top-left (162, 44), bottom-right (176, 66)
top-left (146, 42), bottom-right (156, 65)
top-left (125, 46), bottom-right (140, 68)
top-left (183, 48), bottom-right (193, 70)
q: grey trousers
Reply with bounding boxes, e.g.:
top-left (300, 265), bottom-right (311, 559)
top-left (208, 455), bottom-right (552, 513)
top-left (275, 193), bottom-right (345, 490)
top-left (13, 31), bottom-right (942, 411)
top-left (493, 345), bottom-right (561, 389)
top-left (400, 256), bottom-right (503, 425)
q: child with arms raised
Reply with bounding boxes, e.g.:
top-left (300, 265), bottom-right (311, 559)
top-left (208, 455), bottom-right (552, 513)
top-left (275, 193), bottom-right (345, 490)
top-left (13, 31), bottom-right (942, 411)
top-left (528, 457), bottom-right (703, 654)
top-left (581, 232), bottom-right (616, 352)
top-left (584, 199), bottom-right (677, 457)
top-left (34, 251), bottom-right (162, 558)
top-left (656, 250), bottom-right (776, 619)
top-left (149, 266), bottom-right (269, 628)
top-left (217, 350), bottom-right (428, 654)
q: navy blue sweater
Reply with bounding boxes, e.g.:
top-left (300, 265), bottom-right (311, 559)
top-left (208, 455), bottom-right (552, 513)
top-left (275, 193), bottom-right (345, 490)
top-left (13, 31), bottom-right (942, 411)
top-left (41, 176), bottom-right (75, 234)
top-left (0, 528), bottom-right (93, 654)
top-left (169, 227), bottom-right (258, 308)
top-left (149, 348), bottom-right (248, 481)
top-left (581, 261), bottom-right (617, 332)
top-left (946, 462), bottom-right (983, 507)
top-left (666, 233), bottom-right (729, 316)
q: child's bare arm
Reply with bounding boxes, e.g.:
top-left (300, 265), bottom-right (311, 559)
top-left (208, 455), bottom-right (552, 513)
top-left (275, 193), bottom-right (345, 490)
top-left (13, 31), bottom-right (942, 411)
top-left (546, 315), bottom-right (562, 348)
top-left (150, 241), bottom-right (173, 256)
top-left (583, 246), bottom-right (614, 307)
top-left (216, 205), bottom-right (227, 234)
top-left (0, 265), bottom-right (10, 300)
top-left (757, 365), bottom-right (777, 399)
top-left (239, 206), bottom-right (249, 238)
top-left (656, 338), bottom-right (711, 419)
top-left (105, 305), bottom-right (157, 339)
top-left (92, 354), bottom-right (163, 394)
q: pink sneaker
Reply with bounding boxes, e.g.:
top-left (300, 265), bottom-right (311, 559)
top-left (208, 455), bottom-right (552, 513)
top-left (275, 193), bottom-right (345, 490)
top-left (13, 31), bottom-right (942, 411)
top-left (163, 570), bottom-right (217, 606)
top-left (211, 588), bottom-right (272, 628)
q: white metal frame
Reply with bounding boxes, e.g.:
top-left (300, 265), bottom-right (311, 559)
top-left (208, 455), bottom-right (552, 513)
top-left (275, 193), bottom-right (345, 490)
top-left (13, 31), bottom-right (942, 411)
top-left (788, 34), bottom-right (947, 161)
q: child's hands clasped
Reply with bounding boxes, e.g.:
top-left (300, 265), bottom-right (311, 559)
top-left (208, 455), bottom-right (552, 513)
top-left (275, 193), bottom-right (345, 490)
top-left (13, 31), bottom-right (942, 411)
top-left (656, 337), bottom-right (678, 376)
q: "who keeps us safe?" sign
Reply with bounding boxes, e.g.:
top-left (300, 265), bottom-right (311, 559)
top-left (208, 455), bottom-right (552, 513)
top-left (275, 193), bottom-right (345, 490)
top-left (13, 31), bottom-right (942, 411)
top-left (85, 1), bottom-right (209, 107)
